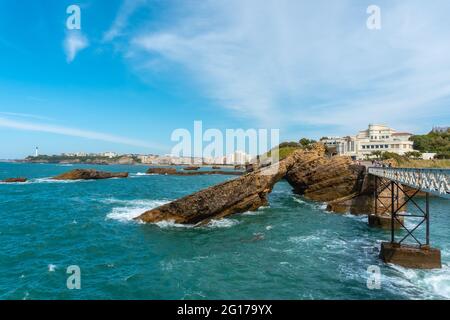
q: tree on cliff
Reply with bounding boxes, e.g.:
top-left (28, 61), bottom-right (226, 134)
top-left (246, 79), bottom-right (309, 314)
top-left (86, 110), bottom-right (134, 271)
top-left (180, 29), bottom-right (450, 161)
top-left (410, 129), bottom-right (450, 159)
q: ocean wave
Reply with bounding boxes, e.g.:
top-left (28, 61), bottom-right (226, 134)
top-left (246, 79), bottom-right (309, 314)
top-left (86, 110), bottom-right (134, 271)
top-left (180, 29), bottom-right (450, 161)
top-left (387, 263), bottom-right (450, 299)
top-left (32, 178), bottom-right (93, 184)
top-left (342, 213), bottom-right (367, 222)
top-left (289, 234), bottom-right (321, 243)
top-left (292, 196), bottom-right (328, 212)
top-left (154, 220), bottom-right (194, 229)
top-left (204, 218), bottom-right (240, 229)
top-left (106, 199), bottom-right (169, 222)
top-left (0, 181), bottom-right (31, 185)
top-left (131, 172), bottom-right (157, 177)
top-left (292, 197), bottom-right (306, 204)
top-left (1, 177), bottom-right (97, 185)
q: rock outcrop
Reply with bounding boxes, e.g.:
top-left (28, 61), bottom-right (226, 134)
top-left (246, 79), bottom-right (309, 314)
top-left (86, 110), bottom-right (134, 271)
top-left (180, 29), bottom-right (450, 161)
top-left (1, 177), bottom-right (27, 183)
top-left (183, 166), bottom-right (200, 171)
top-left (136, 144), bottom-right (325, 224)
top-left (146, 168), bottom-right (178, 175)
top-left (53, 169), bottom-right (128, 180)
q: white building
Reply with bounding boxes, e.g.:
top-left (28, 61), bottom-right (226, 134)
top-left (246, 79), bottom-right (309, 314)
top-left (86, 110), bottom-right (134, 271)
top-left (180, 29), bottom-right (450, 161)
top-left (321, 124), bottom-right (417, 160)
top-left (102, 152), bottom-right (118, 158)
top-left (421, 153), bottom-right (437, 160)
top-left (226, 151), bottom-right (252, 165)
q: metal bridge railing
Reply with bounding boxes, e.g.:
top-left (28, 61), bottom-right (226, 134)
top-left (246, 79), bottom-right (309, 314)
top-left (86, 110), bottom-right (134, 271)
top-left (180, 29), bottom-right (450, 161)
top-left (368, 167), bottom-right (450, 199)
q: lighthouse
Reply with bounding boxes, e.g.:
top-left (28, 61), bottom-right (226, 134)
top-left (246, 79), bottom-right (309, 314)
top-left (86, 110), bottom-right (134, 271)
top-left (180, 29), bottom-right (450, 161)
top-left (35, 147), bottom-right (39, 157)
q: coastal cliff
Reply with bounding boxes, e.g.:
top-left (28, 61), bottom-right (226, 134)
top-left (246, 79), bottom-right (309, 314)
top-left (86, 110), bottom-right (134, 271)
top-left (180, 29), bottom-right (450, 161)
top-left (136, 143), bottom-right (376, 224)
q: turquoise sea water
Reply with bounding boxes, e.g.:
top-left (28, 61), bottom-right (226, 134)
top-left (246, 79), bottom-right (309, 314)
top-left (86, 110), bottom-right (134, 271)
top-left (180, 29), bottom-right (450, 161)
top-left (0, 162), bottom-right (449, 300)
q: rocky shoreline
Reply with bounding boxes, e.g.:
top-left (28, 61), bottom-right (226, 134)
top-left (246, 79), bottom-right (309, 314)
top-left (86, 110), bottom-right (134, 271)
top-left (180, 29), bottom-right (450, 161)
top-left (136, 144), bottom-right (387, 225)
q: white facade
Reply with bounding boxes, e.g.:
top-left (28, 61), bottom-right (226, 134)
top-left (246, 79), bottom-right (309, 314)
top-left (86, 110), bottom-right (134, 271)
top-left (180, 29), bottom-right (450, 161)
top-left (102, 152), bottom-right (118, 158)
top-left (321, 124), bottom-right (416, 160)
top-left (226, 151), bottom-right (252, 165)
top-left (421, 153), bottom-right (437, 160)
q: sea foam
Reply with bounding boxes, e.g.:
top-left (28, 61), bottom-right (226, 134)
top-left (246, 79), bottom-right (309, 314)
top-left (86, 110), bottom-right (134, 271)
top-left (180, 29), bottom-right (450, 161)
top-left (106, 199), bottom-right (169, 222)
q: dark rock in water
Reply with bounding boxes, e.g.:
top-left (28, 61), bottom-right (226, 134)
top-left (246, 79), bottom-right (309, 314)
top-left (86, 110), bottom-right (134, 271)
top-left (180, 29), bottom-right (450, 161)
top-left (234, 165), bottom-right (244, 170)
top-left (146, 167), bottom-right (177, 175)
top-left (183, 166), bottom-right (200, 171)
top-left (1, 177), bottom-right (27, 183)
top-left (212, 166), bottom-right (221, 170)
top-left (53, 169), bottom-right (128, 180)
top-left (176, 171), bottom-right (242, 176)
top-left (146, 167), bottom-right (241, 176)
top-left (136, 143), bottom-right (389, 225)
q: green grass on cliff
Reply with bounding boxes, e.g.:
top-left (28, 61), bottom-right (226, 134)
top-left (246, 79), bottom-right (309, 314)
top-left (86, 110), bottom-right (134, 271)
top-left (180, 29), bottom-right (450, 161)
top-left (265, 146), bottom-right (301, 160)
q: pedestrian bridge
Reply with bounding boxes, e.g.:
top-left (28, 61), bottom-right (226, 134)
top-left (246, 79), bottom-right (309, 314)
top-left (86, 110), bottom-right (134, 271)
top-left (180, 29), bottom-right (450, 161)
top-left (368, 167), bottom-right (450, 199)
top-left (367, 166), bottom-right (449, 269)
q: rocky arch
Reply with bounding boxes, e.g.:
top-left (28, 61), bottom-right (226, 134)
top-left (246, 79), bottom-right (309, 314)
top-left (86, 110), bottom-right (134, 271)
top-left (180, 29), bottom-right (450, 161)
top-left (135, 144), bottom-right (376, 225)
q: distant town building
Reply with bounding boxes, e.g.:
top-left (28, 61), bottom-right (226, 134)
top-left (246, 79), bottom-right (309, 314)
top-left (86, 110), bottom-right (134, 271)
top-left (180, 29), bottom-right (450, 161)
top-left (226, 150), bottom-right (253, 165)
top-left (321, 124), bottom-right (417, 160)
top-left (102, 152), bottom-right (118, 158)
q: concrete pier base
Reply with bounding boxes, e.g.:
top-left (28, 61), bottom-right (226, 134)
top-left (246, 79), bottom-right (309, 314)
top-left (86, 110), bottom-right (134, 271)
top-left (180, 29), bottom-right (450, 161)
top-left (368, 214), bottom-right (404, 230)
top-left (379, 242), bottom-right (442, 269)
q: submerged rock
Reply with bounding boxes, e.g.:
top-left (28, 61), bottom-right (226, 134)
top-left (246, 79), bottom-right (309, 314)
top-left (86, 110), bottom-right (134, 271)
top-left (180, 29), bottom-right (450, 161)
top-left (1, 177), bottom-right (27, 183)
top-left (53, 169), bottom-right (128, 180)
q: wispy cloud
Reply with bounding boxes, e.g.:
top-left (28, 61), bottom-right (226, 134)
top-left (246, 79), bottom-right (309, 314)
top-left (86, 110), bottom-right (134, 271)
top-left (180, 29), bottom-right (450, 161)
top-left (103, 0), bottom-right (148, 42)
top-left (125, 0), bottom-right (450, 132)
top-left (64, 31), bottom-right (89, 63)
top-left (0, 116), bottom-right (156, 149)
top-left (0, 112), bottom-right (54, 121)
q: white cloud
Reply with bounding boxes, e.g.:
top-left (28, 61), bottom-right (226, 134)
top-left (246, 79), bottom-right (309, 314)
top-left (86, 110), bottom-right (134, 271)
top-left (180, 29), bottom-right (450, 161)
top-left (0, 116), bottom-right (156, 149)
top-left (64, 31), bottom-right (89, 63)
top-left (126, 0), bottom-right (450, 132)
top-left (0, 112), bottom-right (54, 121)
top-left (103, 0), bottom-right (147, 42)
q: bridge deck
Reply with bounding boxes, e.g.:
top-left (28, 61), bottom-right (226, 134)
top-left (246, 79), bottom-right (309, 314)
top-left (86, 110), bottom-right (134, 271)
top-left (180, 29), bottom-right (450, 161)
top-left (368, 167), bottom-right (450, 199)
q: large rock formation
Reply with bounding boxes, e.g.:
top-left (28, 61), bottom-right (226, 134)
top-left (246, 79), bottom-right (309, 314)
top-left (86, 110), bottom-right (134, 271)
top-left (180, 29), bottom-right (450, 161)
top-left (53, 169), bottom-right (128, 180)
top-left (136, 144), bottom-right (327, 224)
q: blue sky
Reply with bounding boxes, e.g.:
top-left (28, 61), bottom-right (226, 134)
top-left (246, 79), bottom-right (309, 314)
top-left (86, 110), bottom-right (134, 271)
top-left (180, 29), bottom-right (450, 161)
top-left (0, 0), bottom-right (449, 159)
